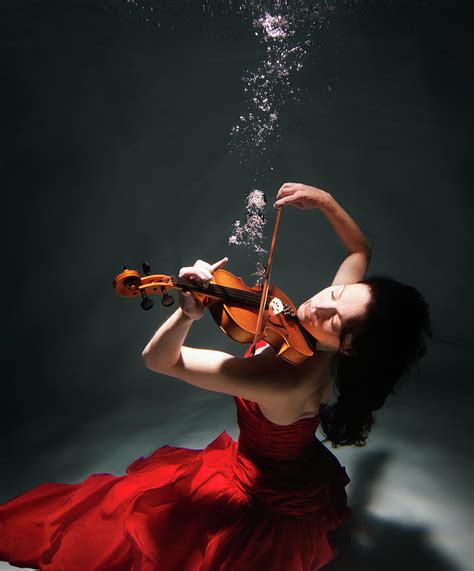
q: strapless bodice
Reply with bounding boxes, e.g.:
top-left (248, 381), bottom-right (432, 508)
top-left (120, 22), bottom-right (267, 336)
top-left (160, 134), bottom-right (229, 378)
top-left (234, 396), bottom-right (320, 463)
top-left (223, 342), bottom-right (350, 518)
top-left (235, 340), bottom-right (321, 463)
top-left (230, 395), bottom-right (348, 517)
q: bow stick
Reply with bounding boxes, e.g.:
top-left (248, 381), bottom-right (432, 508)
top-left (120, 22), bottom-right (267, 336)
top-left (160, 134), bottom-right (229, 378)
top-left (250, 205), bottom-right (282, 356)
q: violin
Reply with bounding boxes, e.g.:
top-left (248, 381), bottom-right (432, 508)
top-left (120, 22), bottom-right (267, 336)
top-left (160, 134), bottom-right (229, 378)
top-left (112, 263), bottom-right (315, 365)
top-left (113, 207), bottom-right (315, 365)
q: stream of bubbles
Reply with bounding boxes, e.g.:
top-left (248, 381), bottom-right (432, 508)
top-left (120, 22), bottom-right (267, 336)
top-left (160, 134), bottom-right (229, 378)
top-left (117, 1), bottom-right (360, 278)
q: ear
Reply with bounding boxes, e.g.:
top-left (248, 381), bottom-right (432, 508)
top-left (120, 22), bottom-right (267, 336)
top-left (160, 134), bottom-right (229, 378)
top-left (339, 334), bottom-right (354, 357)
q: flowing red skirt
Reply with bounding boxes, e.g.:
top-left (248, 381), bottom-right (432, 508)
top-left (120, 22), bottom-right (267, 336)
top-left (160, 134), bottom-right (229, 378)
top-left (0, 430), bottom-right (349, 570)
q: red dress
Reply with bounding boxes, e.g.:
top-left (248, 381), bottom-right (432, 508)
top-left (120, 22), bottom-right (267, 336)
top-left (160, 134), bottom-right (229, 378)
top-left (0, 343), bottom-right (350, 570)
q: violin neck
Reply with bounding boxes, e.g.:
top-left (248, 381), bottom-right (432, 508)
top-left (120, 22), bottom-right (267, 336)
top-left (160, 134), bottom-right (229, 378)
top-left (174, 277), bottom-right (261, 308)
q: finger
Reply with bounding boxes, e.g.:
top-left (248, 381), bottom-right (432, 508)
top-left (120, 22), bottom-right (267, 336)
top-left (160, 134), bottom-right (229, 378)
top-left (210, 257), bottom-right (228, 272)
top-left (179, 268), bottom-right (212, 282)
top-left (276, 182), bottom-right (303, 199)
top-left (195, 259), bottom-right (211, 269)
top-left (278, 182), bottom-right (299, 190)
top-left (180, 290), bottom-right (200, 303)
top-left (277, 182), bottom-right (294, 194)
top-left (179, 290), bottom-right (194, 302)
top-left (276, 187), bottom-right (295, 200)
top-left (179, 266), bottom-right (194, 277)
top-left (189, 270), bottom-right (212, 282)
top-left (195, 259), bottom-right (220, 274)
top-left (273, 195), bottom-right (299, 208)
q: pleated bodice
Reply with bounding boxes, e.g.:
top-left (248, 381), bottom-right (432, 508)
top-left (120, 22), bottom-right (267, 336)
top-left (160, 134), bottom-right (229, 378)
top-left (234, 396), bottom-right (320, 462)
top-left (230, 394), bottom-right (348, 518)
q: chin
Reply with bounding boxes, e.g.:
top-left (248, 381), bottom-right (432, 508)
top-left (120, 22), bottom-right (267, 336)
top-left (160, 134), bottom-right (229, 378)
top-left (296, 304), bottom-right (306, 322)
top-left (297, 305), bottom-right (311, 329)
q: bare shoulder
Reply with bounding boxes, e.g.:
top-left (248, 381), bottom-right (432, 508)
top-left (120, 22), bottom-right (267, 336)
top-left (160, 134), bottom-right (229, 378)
top-left (256, 349), bottom-right (337, 425)
top-left (160, 343), bottom-right (310, 408)
top-left (156, 341), bottom-right (336, 420)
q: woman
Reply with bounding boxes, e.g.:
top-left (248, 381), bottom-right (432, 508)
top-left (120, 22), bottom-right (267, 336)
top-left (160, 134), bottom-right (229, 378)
top-left (0, 183), bottom-right (431, 570)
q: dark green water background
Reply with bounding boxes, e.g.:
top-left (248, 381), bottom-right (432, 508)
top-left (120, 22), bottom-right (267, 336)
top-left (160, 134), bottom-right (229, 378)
top-left (1, 1), bottom-right (471, 569)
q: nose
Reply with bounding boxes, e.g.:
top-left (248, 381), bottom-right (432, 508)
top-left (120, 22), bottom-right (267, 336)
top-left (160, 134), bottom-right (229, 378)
top-left (315, 306), bottom-right (336, 318)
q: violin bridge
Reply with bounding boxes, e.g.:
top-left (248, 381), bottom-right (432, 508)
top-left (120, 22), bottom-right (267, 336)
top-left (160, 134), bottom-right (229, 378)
top-left (269, 297), bottom-right (297, 318)
top-left (269, 297), bottom-right (284, 315)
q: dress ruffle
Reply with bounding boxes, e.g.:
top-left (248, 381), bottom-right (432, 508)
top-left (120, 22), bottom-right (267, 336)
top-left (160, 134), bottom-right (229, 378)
top-left (0, 431), bottom-right (349, 570)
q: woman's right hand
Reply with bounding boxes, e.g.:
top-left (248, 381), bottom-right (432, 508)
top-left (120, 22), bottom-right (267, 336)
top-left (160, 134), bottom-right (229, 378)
top-left (178, 257), bottom-right (228, 320)
top-left (274, 182), bottom-right (330, 210)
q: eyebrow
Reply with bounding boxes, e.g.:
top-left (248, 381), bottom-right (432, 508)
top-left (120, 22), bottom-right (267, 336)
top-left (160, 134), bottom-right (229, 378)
top-left (333, 285), bottom-right (346, 325)
top-left (334, 285), bottom-right (346, 304)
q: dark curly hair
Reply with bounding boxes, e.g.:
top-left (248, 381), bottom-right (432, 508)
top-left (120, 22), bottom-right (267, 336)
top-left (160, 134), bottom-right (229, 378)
top-left (319, 275), bottom-right (432, 448)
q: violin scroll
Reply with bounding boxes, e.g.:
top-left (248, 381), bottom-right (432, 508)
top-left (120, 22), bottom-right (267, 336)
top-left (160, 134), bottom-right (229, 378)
top-left (112, 267), bottom-right (176, 310)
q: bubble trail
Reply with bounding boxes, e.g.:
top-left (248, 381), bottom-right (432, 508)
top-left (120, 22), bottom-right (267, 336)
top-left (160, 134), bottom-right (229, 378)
top-left (229, 189), bottom-right (268, 283)
top-left (226, 0), bottom-right (341, 160)
top-left (115, 0), bottom-right (360, 276)
top-left (224, 2), bottom-right (337, 275)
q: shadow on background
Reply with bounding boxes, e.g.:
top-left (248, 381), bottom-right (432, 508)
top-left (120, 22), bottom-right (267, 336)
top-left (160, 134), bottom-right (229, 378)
top-left (323, 450), bottom-right (461, 571)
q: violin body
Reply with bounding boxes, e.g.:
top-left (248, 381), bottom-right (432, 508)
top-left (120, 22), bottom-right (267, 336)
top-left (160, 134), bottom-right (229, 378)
top-left (208, 270), bottom-right (314, 365)
top-left (113, 266), bottom-right (315, 366)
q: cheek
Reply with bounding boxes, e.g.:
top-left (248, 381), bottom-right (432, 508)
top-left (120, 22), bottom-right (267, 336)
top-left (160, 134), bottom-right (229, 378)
top-left (297, 305), bottom-right (313, 331)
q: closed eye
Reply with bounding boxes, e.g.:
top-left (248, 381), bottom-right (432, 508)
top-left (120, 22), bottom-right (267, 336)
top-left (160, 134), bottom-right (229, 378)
top-left (331, 286), bottom-right (344, 300)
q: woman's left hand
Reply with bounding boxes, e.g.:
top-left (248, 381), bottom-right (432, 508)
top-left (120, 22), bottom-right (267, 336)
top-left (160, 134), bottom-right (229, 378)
top-left (274, 182), bottom-right (330, 210)
top-left (178, 257), bottom-right (228, 320)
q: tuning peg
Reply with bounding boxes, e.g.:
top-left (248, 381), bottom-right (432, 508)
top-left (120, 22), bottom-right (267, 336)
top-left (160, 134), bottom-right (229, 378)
top-left (160, 286), bottom-right (174, 307)
top-left (140, 290), bottom-right (153, 311)
top-left (142, 261), bottom-right (151, 276)
top-left (161, 294), bottom-right (174, 307)
top-left (141, 298), bottom-right (154, 310)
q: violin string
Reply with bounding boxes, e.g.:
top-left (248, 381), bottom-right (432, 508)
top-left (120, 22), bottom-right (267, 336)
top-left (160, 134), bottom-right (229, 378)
top-left (175, 278), bottom-right (261, 300)
top-left (184, 289), bottom-right (262, 306)
top-left (205, 284), bottom-right (262, 303)
top-left (174, 278), bottom-right (264, 306)
top-left (145, 279), bottom-right (263, 306)
top-left (180, 283), bottom-right (262, 305)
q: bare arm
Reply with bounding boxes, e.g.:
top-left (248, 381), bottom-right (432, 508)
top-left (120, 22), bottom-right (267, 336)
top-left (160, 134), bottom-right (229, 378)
top-left (318, 193), bottom-right (372, 256)
top-left (141, 258), bottom-right (299, 407)
top-left (319, 192), bottom-right (371, 285)
top-left (142, 257), bottom-right (228, 370)
top-left (274, 182), bottom-right (372, 284)
top-left (142, 307), bottom-right (194, 371)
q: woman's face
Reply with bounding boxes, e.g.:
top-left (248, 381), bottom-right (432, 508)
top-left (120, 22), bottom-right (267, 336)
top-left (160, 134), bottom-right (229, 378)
top-left (297, 283), bottom-right (371, 353)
